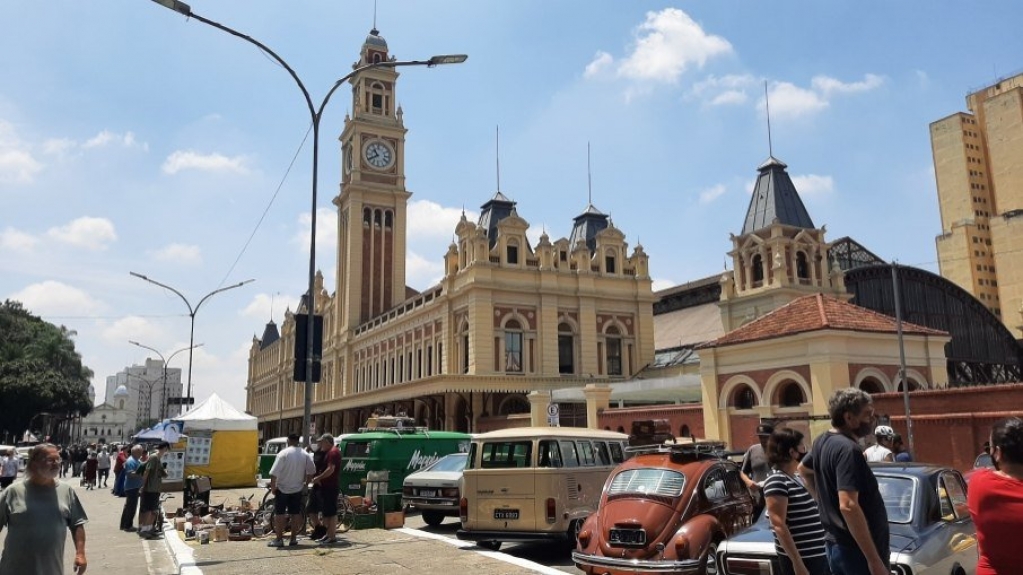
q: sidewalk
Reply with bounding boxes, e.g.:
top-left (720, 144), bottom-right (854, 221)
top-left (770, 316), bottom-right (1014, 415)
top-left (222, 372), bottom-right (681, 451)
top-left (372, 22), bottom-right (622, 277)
top-left (0, 473), bottom-right (177, 575)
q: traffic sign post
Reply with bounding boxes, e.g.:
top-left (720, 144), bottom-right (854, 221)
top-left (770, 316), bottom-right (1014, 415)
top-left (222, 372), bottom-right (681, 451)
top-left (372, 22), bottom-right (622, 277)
top-left (546, 403), bottom-right (560, 427)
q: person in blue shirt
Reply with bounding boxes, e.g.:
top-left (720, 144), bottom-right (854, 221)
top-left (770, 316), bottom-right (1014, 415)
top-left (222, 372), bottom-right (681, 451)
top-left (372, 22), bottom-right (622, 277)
top-left (120, 445), bottom-right (145, 531)
top-left (892, 434), bottom-right (912, 463)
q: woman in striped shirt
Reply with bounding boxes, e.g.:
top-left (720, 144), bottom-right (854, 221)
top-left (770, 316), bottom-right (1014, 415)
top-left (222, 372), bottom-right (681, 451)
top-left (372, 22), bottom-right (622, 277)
top-left (764, 427), bottom-right (831, 575)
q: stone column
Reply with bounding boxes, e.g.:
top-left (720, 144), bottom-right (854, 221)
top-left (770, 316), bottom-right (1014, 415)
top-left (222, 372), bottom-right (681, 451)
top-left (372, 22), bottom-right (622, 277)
top-left (582, 384), bottom-right (612, 429)
top-left (527, 391), bottom-right (551, 427)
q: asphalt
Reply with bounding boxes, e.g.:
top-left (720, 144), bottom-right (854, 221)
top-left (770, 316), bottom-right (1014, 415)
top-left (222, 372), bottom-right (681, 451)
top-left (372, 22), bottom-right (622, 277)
top-left (0, 474), bottom-right (562, 575)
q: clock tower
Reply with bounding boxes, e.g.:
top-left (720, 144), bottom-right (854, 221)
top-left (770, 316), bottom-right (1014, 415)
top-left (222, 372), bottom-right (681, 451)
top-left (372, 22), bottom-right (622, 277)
top-left (335, 28), bottom-right (410, 333)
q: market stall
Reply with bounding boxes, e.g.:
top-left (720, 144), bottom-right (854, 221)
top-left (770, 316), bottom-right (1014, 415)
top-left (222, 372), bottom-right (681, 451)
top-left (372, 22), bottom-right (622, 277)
top-left (177, 394), bottom-right (258, 488)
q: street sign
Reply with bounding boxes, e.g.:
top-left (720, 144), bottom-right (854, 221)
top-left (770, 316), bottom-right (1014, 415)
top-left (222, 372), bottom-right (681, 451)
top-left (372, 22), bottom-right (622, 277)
top-left (309, 421), bottom-right (317, 437)
top-left (546, 403), bottom-right (560, 427)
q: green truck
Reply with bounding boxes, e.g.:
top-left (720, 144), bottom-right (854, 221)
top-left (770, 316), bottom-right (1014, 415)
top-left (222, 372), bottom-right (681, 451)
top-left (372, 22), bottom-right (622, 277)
top-left (338, 417), bottom-right (470, 498)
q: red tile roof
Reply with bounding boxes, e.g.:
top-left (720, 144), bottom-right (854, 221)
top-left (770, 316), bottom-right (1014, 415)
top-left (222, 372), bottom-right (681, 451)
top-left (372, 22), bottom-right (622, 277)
top-left (706, 293), bottom-right (948, 348)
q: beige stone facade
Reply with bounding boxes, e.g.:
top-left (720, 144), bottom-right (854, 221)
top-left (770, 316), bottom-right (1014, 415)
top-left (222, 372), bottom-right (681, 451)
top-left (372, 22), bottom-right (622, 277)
top-left (931, 73), bottom-right (1023, 333)
top-left (246, 31), bottom-right (654, 437)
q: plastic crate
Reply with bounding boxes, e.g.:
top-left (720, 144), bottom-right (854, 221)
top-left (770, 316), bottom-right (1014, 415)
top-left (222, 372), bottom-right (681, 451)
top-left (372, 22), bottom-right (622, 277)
top-left (376, 493), bottom-right (403, 513)
top-left (352, 513), bottom-right (380, 530)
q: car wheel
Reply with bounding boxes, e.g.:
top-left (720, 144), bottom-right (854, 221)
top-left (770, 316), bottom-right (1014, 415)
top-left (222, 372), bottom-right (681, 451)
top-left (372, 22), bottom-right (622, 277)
top-left (422, 511), bottom-right (445, 526)
top-left (703, 540), bottom-right (720, 575)
top-left (477, 540), bottom-right (502, 551)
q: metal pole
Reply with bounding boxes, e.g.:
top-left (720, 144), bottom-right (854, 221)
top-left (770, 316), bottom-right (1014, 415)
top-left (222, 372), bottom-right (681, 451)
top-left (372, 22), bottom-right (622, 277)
top-left (891, 263), bottom-right (915, 458)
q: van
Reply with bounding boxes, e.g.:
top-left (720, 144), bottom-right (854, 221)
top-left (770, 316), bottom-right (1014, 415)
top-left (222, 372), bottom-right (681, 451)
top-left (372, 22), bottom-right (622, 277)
top-left (337, 417), bottom-right (470, 498)
top-left (257, 434), bottom-right (350, 482)
top-left (456, 427), bottom-right (628, 550)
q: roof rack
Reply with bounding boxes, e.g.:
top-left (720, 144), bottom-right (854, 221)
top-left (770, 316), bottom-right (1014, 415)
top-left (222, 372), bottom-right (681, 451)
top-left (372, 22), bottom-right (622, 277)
top-left (357, 416), bottom-right (431, 436)
top-left (625, 440), bottom-right (727, 460)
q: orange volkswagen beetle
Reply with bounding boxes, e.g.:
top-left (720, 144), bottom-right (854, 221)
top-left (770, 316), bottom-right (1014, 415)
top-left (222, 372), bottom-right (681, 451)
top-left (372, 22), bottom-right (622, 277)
top-left (572, 442), bottom-right (756, 575)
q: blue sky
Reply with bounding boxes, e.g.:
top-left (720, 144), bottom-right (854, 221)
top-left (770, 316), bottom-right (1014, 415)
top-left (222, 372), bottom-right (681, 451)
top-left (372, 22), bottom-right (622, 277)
top-left (2, 1), bottom-right (1021, 413)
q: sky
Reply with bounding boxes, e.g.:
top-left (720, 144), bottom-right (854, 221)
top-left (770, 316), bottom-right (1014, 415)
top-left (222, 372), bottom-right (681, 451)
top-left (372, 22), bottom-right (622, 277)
top-left (3, 1), bottom-right (1022, 415)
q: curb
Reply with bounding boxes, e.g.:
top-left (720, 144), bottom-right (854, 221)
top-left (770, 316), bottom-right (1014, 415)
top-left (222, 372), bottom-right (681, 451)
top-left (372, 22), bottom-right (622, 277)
top-left (161, 524), bottom-right (204, 575)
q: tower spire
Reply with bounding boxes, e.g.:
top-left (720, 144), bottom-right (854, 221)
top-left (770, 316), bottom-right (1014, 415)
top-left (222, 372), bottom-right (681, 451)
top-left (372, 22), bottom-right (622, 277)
top-left (496, 125), bottom-right (501, 194)
top-left (587, 141), bottom-right (593, 206)
top-left (765, 81), bottom-right (774, 158)
top-left (372, 0), bottom-right (378, 32)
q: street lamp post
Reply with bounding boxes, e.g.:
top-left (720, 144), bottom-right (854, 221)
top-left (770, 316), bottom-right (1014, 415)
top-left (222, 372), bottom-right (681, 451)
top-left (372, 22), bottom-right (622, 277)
top-left (149, 0), bottom-right (466, 447)
top-left (126, 374), bottom-right (163, 430)
top-left (130, 272), bottom-right (253, 414)
top-left (128, 341), bottom-right (204, 419)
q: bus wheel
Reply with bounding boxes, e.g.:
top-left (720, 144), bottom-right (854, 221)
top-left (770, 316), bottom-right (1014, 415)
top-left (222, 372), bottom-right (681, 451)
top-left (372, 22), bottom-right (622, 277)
top-left (477, 540), bottom-right (502, 551)
top-left (422, 511), bottom-right (445, 527)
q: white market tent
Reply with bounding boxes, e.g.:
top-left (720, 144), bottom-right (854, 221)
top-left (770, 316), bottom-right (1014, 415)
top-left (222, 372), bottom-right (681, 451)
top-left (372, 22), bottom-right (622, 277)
top-left (178, 393), bottom-right (257, 431)
top-left (176, 393), bottom-right (258, 487)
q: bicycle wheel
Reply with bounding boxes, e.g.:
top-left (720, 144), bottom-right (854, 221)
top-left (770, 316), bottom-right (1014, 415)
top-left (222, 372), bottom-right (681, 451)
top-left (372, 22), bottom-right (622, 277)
top-left (257, 490), bottom-right (276, 533)
top-left (336, 493), bottom-right (355, 534)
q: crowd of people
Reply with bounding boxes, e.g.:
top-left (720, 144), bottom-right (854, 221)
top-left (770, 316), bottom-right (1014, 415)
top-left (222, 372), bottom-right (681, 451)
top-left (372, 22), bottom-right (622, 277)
top-left (738, 388), bottom-right (1023, 575)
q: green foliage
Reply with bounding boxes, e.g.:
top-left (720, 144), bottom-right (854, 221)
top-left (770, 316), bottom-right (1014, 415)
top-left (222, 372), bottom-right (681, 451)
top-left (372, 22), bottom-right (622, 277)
top-left (0, 300), bottom-right (93, 438)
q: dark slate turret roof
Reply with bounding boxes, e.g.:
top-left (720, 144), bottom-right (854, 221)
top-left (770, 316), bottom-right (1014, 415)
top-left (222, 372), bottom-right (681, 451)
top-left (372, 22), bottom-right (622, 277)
top-left (568, 203), bottom-right (609, 253)
top-left (741, 156), bottom-right (815, 235)
top-left (259, 321), bottom-right (280, 350)
top-left (477, 192), bottom-right (516, 249)
top-left (364, 28), bottom-right (388, 50)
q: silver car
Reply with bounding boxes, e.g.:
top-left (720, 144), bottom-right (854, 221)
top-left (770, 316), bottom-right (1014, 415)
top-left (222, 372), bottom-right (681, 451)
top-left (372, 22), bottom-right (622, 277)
top-left (402, 452), bottom-right (467, 526)
top-left (718, 463), bottom-right (977, 575)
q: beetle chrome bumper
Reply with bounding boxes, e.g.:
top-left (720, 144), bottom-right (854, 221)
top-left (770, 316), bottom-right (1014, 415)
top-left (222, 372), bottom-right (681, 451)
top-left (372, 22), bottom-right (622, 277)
top-left (572, 551), bottom-right (703, 573)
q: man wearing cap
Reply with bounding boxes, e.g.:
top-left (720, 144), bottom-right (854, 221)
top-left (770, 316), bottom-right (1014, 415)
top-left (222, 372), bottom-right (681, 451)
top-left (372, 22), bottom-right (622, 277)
top-left (864, 426), bottom-right (895, 463)
top-left (138, 442), bottom-right (170, 540)
top-left (309, 433), bottom-right (342, 545)
top-left (267, 433), bottom-right (315, 547)
top-left (741, 423), bottom-right (774, 490)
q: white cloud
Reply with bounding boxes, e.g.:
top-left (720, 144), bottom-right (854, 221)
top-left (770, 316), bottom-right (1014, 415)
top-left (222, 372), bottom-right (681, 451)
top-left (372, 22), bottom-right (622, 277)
top-left (0, 120), bottom-right (43, 184)
top-left (241, 292), bottom-right (299, 322)
top-left (651, 278), bottom-right (676, 292)
top-left (710, 90), bottom-right (748, 106)
top-left (699, 184), bottom-right (727, 204)
top-left (407, 199), bottom-right (473, 240)
top-left (406, 251), bottom-right (445, 289)
top-left (83, 130), bottom-right (146, 150)
top-left (294, 207), bottom-right (339, 257)
top-left (687, 74), bottom-right (757, 107)
top-left (0, 227), bottom-right (38, 251)
top-left (8, 280), bottom-right (104, 316)
top-left (41, 138), bottom-right (75, 155)
top-left (46, 216), bottom-right (117, 250)
top-left (617, 8), bottom-right (733, 83)
top-left (791, 174), bottom-right (835, 197)
top-left (914, 70), bottom-right (930, 89)
top-left (811, 73), bottom-right (883, 96)
top-left (584, 51), bottom-right (614, 79)
top-left (150, 243), bottom-right (202, 265)
top-left (764, 81), bottom-right (829, 118)
top-left (101, 315), bottom-right (162, 345)
top-left (161, 150), bottom-right (249, 175)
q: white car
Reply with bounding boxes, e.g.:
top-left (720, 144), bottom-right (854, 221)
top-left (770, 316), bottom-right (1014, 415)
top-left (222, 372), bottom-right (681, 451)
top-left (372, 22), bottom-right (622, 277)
top-left (402, 452), bottom-right (467, 526)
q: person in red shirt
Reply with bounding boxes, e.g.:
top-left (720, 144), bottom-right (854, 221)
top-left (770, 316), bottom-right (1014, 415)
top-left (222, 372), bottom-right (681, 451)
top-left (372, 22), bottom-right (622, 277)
top-left (112, 445), bottom-right (129, 497)
top-left (967, 416), bottom-right (1023, 575)
top-left (310, 434), bottom-right (342, 545)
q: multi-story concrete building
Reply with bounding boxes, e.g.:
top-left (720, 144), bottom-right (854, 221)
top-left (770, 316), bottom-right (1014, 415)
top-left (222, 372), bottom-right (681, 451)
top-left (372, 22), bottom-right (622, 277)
top-left (104, 358), bottom-right (183, 430)
top-left (246, 29), bottom-right (655, 437)
top-left (931, 72), bottom-right (1023, 334)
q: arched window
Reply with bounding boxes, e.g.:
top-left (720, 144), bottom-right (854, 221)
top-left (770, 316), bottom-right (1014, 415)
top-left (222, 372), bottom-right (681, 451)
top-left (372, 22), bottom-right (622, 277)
top-left (558, 322), bottom-right (575, 374)
top-left (777, 381), bottom-right (805, 407)
top-left (374, 209), bottom-right (382, 227)
top-left (605, 326), bottom-right (622, 376)
top-left (752, 254), bottom-right (764, 285)
top-left (498, 395), bottom-right (530, 415)
top-left (796, 251), bottom-right (810, 282)
top-left (363, 207), bottom-right (372, 225)
top-left (897, 380), bottom-right (922, 392)
top-left (504, 319), bottom-right (523, 373)
top-left (384, 211), bottom-right (393, 229)
top-left (731, 385), bottom-right (757, 410)
top-left (680, 424), bottom-right (691, 438)
top-left (860, 378), bottom-right (885, 394)
top-left (617, 426), bottom-right (625, 433)
top-left (369, 81), bottom-right (386, 114)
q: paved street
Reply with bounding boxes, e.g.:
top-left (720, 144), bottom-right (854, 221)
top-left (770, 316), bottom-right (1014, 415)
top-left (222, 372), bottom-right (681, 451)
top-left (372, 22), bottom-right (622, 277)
top-left (1, 476), bottom-right (581, 575)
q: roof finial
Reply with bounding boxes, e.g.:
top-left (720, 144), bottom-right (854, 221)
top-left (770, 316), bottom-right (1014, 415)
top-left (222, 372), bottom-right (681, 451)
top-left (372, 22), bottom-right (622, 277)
top-left (496, 125), bottom-right (501, 194)
top-left (587, 141), bottom-right (593, 207)
top-left (372, 0), bottom-right (378, 33)
top-left (764, 80), bottom-right (774, 158)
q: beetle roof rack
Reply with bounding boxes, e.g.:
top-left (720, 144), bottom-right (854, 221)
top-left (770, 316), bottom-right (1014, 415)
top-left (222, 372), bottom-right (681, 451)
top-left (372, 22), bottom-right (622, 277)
top-left (625, 440), bottom-right (727, 459)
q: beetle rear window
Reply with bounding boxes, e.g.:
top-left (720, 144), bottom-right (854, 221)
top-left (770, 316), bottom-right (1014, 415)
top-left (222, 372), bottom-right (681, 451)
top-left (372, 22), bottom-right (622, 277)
top-left (608, 468), bottom-right (685, 497)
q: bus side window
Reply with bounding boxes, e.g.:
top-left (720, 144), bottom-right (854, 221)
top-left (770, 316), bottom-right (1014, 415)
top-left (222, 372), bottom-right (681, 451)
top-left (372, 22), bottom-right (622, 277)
top-left (609, 442), bottom-right (625, 463)
top-left (538, 440), bottom-right (562, 468)
top-left (594, 441), bottom-right (611, 466)
top-left (513, 442), bottom-right (532, 468)
top-left (578, 441), bottom-right (596, 466)
top-left (559, 440), bottom-right (580, 468)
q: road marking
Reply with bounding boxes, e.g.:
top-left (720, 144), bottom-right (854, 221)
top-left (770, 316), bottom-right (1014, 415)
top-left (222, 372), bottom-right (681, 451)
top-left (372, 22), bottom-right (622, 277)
top-left (396, 528), bottom-right (569, 575)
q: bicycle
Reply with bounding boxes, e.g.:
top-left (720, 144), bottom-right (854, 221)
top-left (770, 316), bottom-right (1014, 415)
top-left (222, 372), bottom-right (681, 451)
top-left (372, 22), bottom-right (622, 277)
top-left (258, 486), bottom-right (355, 536)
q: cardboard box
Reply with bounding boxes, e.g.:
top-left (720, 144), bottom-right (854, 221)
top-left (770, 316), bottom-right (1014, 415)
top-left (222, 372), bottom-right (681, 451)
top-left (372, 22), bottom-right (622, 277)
top-left (213, 524), bottom-right (230, 542)
top-left (347, 495), bottom-right (364, 508)
top-left (383, 511), bottom-right (404, 529)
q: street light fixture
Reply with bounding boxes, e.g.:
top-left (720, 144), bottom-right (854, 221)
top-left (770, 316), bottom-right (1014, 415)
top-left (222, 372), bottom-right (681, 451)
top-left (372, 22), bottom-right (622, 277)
top-left (126, 373), bottom-right (164, 430)
top-left (128, 340), bottom-right (203, 419)
top-left (129, 272), bottom-right (253, 413)
top-left (149, 0), bottom-right (466, 447)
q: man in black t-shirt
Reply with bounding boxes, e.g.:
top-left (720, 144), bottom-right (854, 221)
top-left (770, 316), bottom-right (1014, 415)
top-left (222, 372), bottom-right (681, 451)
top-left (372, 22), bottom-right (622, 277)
top-left (799, 388), bottom-right (889, 575)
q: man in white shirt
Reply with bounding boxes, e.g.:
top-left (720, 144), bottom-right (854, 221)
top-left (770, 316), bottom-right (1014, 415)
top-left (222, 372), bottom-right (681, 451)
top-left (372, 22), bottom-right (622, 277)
top-left (0, 449), bottom-right (19, 489)
top-left (864, 425), bottom-right (896, 462)
top-left (267, 433), bottom-right (315, 547)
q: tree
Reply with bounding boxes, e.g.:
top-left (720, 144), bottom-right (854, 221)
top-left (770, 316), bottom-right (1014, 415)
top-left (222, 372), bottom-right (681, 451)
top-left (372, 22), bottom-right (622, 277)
top-left (0, 300), bottom-right (93, 442)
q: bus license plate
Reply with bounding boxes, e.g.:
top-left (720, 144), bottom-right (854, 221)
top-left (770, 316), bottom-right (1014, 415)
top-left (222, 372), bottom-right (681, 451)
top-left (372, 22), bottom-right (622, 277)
top-left (493, 509), bottom-right (519, 520)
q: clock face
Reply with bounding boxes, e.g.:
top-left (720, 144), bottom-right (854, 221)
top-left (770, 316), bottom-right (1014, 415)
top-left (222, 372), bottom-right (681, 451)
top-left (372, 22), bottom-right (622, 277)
top-left (363, 140), bottom-right (394, 170)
